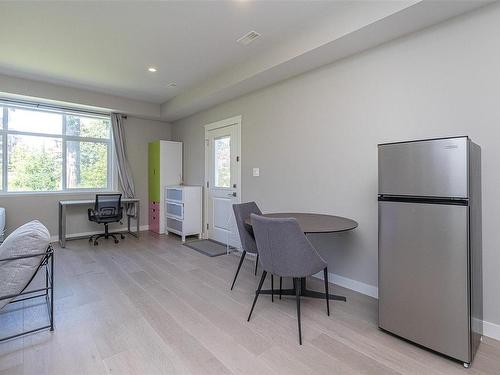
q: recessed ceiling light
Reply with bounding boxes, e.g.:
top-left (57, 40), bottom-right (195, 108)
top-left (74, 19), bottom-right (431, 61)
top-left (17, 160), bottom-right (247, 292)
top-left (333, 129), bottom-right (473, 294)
top-left (168, 82), bottom-right (177, 87)
top-left (148, 67), bottom-right (157, 72)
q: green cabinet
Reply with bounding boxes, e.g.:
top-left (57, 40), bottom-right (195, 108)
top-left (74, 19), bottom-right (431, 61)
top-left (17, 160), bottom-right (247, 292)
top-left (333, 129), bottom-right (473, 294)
top-left (148, 141), bottom-right (161, 203)
top-left (148, 141), bottom-right (182, 234)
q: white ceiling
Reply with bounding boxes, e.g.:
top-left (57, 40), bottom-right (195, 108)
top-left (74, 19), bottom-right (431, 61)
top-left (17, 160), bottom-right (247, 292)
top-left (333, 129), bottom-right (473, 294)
top-left (0, 1), bottom-right (493, 121)
top-left (0, 1), bottom-right (354, 104)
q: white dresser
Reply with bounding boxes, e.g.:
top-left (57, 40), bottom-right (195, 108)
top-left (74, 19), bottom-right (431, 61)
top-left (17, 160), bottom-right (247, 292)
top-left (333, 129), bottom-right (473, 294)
top-left (165, 185), bottom-right (202, 242)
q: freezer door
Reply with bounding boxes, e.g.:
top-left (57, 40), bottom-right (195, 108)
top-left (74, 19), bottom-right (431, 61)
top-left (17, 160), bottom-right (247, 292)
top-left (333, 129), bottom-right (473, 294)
top-left (378, 201), bottom-right (470, 362)
top-left (378, 137), bottom-right (468, 198)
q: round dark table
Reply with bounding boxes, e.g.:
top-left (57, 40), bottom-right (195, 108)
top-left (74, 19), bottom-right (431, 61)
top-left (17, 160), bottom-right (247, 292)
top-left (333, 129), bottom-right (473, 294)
top-left (244, 212), bottom-right (358, 233)
top-left (245, 212), bottom-right (358, 302)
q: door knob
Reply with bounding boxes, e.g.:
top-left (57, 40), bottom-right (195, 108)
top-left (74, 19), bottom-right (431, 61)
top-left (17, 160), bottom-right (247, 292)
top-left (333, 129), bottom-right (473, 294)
top-left (228, 192), bottom-right (237, 197)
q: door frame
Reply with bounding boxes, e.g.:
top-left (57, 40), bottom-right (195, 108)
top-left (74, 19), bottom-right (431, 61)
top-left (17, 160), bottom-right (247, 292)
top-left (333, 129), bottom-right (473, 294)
top-left (204, 115), bottom-right (242, 241)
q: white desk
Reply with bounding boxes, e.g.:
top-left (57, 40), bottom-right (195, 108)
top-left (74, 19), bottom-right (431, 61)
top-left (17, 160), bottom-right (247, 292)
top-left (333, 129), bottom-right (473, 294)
top-left (58, 198), bottom-right (140, 248)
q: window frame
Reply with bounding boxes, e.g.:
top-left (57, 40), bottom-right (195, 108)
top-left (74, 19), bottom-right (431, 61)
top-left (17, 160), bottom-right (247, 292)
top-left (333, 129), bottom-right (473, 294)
top-left (0, 103), bottom-right (114, 195)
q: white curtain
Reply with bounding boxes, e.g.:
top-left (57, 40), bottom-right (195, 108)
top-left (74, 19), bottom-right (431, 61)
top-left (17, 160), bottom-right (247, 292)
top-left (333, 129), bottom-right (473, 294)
top-left (111, 113), bottom-right (136, 216)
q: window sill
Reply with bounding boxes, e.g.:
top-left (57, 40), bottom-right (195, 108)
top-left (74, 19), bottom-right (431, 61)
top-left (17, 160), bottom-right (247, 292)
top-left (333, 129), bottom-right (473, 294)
top-left (0, 189), bottom-right (119, 198)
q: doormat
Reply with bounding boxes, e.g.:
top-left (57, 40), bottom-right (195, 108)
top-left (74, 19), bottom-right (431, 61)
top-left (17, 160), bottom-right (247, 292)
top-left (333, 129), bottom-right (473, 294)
top-left (183, 239), bottom-right (234, 257)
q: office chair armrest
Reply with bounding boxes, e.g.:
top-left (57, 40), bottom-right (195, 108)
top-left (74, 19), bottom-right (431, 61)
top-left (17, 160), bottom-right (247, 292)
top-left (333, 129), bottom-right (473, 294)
top-left (88, 208), bottom-right (96, 220)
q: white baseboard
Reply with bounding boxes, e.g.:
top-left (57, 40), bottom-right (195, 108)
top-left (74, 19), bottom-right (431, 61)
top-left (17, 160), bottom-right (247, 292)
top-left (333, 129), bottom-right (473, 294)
top-left (483, 320), bottom-right (500, 341)
top-left (313, 271), bottom-right (500, 341)
top-left (313, 270), bottom-right (379, 299)
top-left (50, 224), bottom-right (149, 243)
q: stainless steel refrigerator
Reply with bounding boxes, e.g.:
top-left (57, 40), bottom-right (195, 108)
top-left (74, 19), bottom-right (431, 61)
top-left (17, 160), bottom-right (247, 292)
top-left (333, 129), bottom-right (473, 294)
top-left (378, 136), bottom-right (482, 367)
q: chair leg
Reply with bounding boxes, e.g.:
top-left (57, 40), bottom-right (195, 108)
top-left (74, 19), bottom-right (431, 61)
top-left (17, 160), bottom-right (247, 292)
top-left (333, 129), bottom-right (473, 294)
top-left (91, 226), bottom-right (122, 245)
top-left (230, 251), bottom-right (247, 290)
top-left (271, 275), bottom-right (274, 303)
top-left (109, 233), bottom-right (119, 244)
top-left (324, 267), bottom-right (330, 316)
top-left (255, 254), bottom-right (259, 276)
top-left (93, 233), bottom-right (106, 245)
top-left (50, 251), bottom-right (54, 331)
top-left (279, 277), bottom-right (282, 300)
top-left (294, 278), bottom-right (302, 345)
top-left (247, 271), bottom-right (267, 322)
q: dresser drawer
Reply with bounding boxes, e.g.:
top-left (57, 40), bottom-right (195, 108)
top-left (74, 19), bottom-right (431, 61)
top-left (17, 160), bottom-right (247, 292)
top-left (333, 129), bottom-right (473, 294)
top-left (166, 217), bottom-right (183, 233)
top-left (166, 188), bottom-right (183, 202)
top-left (166, 201), bottom-right (183, 219)
top-left (149, 202), bottom-right (160, 234)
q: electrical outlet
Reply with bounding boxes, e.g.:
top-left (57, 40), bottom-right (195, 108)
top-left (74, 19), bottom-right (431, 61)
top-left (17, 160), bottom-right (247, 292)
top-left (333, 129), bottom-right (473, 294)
top-left (253, 168), bottom-right (260, 177)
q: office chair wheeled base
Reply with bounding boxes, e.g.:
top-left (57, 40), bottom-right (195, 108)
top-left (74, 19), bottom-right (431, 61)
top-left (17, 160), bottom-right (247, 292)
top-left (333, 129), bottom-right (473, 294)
top-left (89, 223), bottom-right (125, 246)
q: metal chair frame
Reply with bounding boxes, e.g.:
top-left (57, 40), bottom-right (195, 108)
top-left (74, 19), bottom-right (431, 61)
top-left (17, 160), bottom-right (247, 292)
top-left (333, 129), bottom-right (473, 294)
top-left (0, 244), bottom-right (54, 343)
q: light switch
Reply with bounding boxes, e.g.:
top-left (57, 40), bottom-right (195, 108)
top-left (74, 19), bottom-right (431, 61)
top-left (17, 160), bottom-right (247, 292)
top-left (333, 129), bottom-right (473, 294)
top-left (253, 168), bottom-right (260, 177)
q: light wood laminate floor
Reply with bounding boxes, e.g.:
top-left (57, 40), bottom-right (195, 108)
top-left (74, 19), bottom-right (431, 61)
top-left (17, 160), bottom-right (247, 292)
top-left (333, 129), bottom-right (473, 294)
top-left (1, 232), bottom-right (499, 375)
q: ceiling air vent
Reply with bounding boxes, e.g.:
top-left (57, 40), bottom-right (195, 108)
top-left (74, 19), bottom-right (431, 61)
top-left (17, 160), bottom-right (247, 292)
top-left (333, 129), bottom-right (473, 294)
top-left (236, 31), bottom-right (261, 46)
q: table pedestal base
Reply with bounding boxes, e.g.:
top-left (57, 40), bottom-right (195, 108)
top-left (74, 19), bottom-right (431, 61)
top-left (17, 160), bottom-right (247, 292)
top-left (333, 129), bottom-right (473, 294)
top-left (259, 277), bottom-right (346, 302)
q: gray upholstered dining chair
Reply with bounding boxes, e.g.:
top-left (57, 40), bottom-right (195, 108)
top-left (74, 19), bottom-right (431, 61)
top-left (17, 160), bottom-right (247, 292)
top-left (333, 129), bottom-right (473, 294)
top-left (247, 213), bottom-right (329, 345)
top-left (231, 202), bottom-right (262, 290)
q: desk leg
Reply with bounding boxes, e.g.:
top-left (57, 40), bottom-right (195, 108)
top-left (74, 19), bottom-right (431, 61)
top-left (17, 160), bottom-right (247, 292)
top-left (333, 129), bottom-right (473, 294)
top-left (127, 210), bottom-right (131, 233)
top-left (136, 201), bottom-right (140, 236)
top-left (59, 204), bottom-right (66, 248)
top-left (58, 203), bottom-right (61, 246)
top-left (127, 201), bottom-right (140, 238)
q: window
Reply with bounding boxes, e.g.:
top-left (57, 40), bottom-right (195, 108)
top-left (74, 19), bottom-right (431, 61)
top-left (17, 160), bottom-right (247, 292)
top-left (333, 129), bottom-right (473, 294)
top-left (0, 103), bottom-right (112, 193)
top-left (214, 136), bottom-right (231, 188)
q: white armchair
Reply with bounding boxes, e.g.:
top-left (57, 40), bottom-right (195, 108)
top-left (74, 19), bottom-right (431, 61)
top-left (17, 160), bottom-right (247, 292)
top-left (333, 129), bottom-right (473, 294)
top-left (0, 220), bottom-right (54, 342)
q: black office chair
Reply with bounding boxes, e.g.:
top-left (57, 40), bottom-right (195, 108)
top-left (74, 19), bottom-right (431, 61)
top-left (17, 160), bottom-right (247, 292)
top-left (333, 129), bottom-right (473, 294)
top-left (88, 193), bottom-right (125, 245)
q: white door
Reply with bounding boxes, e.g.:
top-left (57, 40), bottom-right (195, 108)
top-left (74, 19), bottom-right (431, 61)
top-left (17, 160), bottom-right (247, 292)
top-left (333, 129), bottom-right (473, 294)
top-left (205, 117), bottom-right (241, 248)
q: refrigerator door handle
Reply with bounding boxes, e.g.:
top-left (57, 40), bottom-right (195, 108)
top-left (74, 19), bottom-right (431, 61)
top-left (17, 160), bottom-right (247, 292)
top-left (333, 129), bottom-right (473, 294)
top-left (378, 195), bottom-right (468, 206)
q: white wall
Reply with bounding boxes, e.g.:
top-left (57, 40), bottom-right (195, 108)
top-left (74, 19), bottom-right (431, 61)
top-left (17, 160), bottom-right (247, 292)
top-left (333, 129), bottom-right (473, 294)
top-left (172, 4), bottom-right (500, 328)
top-left (0, 116), bottom-right (171, 237)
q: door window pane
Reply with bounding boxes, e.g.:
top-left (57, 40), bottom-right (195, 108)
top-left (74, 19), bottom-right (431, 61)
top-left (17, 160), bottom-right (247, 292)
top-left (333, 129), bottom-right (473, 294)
top-left (214, 136), bottom-right (230, 188)
top-left (8, 107), bottom-right (62, 134)
top-left (8, 134), bottom-right (62, 191)
top-left (66, 115), bottom-right (110, 139)
top-left (66, 141), bottom-right (108, 189)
